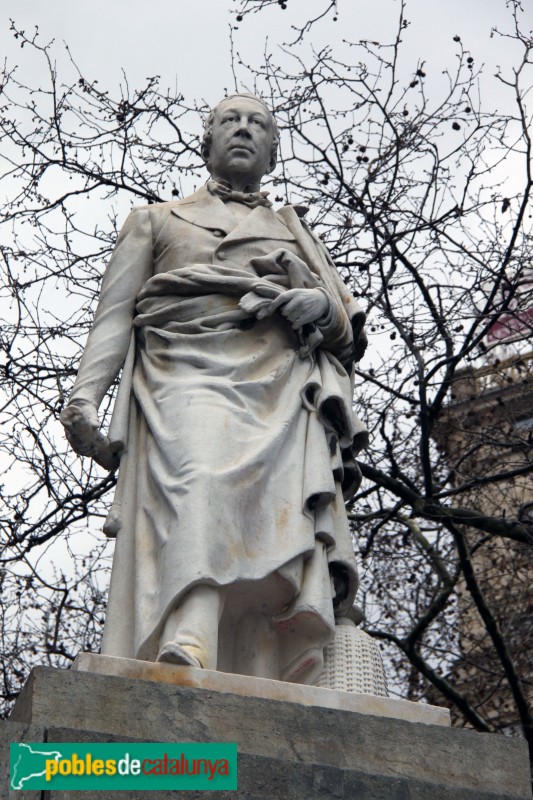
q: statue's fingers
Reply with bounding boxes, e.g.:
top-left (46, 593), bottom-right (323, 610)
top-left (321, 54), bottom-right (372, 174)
top-left (255, 301), bottom-right (277, 319)
top-left (279, 302), bottom-right (294, 319)
top-left (68, 439), bottom-right (94, 458)
top-left (280, 295), bottom-right (307, 321)
top-left (63, 426), bottom-right (96, 456)
top-left (270, 297), bottom-right (284, 312)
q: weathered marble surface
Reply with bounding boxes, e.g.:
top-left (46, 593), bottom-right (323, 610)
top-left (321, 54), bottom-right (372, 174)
top-left (60, 94), bottom-right (369, 684)
top-left (72, 651), bottom-right (449, 726)
top-left (9, 665), bottom-right (532, 799)
top-left (1, 720), bottom-right (45, 800)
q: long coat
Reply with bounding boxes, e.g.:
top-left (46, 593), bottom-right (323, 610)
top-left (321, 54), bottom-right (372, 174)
top-left (69, 185), bottom-right (368, 680)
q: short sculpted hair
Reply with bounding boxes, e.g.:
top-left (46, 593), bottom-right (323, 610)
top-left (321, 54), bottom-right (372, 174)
top-left (201, 93), bottom-right (279, 174)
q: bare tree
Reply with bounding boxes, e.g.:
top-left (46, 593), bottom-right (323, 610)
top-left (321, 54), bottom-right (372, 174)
top-left (230, 0), bottom-right (533, 751)
top-left (0, 0), bottom-right (532, 767)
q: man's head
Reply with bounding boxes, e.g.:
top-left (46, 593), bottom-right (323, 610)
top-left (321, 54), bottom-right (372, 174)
top-left (201, 94), bottom-right (279, 190)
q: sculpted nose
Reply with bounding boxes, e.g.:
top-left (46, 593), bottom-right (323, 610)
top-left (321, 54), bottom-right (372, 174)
top-left (234, 121), bottom-right (252, 137)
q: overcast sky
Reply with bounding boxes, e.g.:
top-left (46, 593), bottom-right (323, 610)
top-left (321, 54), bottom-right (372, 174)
top-left (2, 0), bottom-right (531, 111)
top-left (2, 0), bottom-right (530, 653)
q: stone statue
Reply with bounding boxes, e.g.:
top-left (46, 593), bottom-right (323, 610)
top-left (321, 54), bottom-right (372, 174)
top-left (61, 94), bottom-right (368, 686)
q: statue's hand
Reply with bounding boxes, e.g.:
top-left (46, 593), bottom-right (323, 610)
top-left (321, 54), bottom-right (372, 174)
top-left (273, 288), bottom-right (329, 331)
top-left (60, 400), bottom-right (100, 457)
top-left (60, 400), bottom-right (120, 471)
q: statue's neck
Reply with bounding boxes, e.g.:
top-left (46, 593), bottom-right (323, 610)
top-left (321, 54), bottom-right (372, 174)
top-left (210, 174), bottom-right (261, 194)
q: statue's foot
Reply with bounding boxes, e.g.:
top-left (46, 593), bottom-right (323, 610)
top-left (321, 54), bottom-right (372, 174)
top-left (156, 642), bottom-right (202, 669)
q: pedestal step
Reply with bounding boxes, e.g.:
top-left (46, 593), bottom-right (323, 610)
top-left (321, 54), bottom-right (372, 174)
top-left (3, 659), bottom-right (531, 799)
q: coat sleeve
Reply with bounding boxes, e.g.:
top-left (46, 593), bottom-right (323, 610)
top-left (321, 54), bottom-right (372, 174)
top-left (277, 205), bottom-right (367, 369)
top-left (309, 228), bottom-right (368, 366)
top-left (68, 206), bottom-right (153, 410)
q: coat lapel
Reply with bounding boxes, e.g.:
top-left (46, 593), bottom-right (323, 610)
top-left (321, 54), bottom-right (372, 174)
top-left (170, 185), bottom-right (296, 244)
top-left (170, 186), bottom-right (236, 234)
top-left (222, 205), bottom-right (296, 245)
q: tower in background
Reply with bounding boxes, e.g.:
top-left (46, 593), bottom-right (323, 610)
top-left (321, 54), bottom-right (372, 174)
top-left (432, 286), bottom-right (533, 733)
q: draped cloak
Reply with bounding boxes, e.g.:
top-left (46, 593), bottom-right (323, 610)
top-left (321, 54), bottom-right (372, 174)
top-left (69, 186), bottom-right (368, 681)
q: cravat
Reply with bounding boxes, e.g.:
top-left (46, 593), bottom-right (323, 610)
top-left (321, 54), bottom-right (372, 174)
top-left (207, 179), bottom-right (272, 209)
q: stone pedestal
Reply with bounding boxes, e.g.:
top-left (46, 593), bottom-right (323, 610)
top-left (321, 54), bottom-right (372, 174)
top-left (2, 655), bottom-right (531, 799)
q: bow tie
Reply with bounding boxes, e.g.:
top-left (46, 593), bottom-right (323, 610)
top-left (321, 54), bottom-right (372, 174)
top-left (207, 180), bottom-right (272, 209)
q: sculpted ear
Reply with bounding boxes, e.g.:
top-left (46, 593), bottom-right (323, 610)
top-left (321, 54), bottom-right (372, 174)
top-left (200, 125), bottom-right (212, 170)
top-left (201, 145), bottom-right (212, 174)
top-left (268, 136), bottom-right (278, 173)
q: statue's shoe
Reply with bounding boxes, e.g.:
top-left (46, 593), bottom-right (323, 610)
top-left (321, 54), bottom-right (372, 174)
top-left (156, 642), bottom-right (202, 668)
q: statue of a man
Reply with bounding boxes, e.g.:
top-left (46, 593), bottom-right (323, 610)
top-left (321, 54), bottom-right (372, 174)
top-left (61, 94), bottom-right (368, 685)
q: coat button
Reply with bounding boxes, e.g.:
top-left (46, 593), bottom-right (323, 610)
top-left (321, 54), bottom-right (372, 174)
top-left (218, 252), bottom-right (227, 261)
top-left (212, 229), bottom-right (224, 237)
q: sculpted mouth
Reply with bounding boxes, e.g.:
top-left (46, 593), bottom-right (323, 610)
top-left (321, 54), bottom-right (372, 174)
top-left (229, 144), bottom-right (254, 153)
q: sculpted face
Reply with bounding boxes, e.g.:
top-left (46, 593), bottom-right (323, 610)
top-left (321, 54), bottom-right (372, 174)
top-left (208, 97), bottom-right (274, 190)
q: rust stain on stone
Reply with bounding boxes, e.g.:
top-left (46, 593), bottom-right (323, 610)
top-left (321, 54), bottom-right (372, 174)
top-left (276, 506), bottom-right (289, 533)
